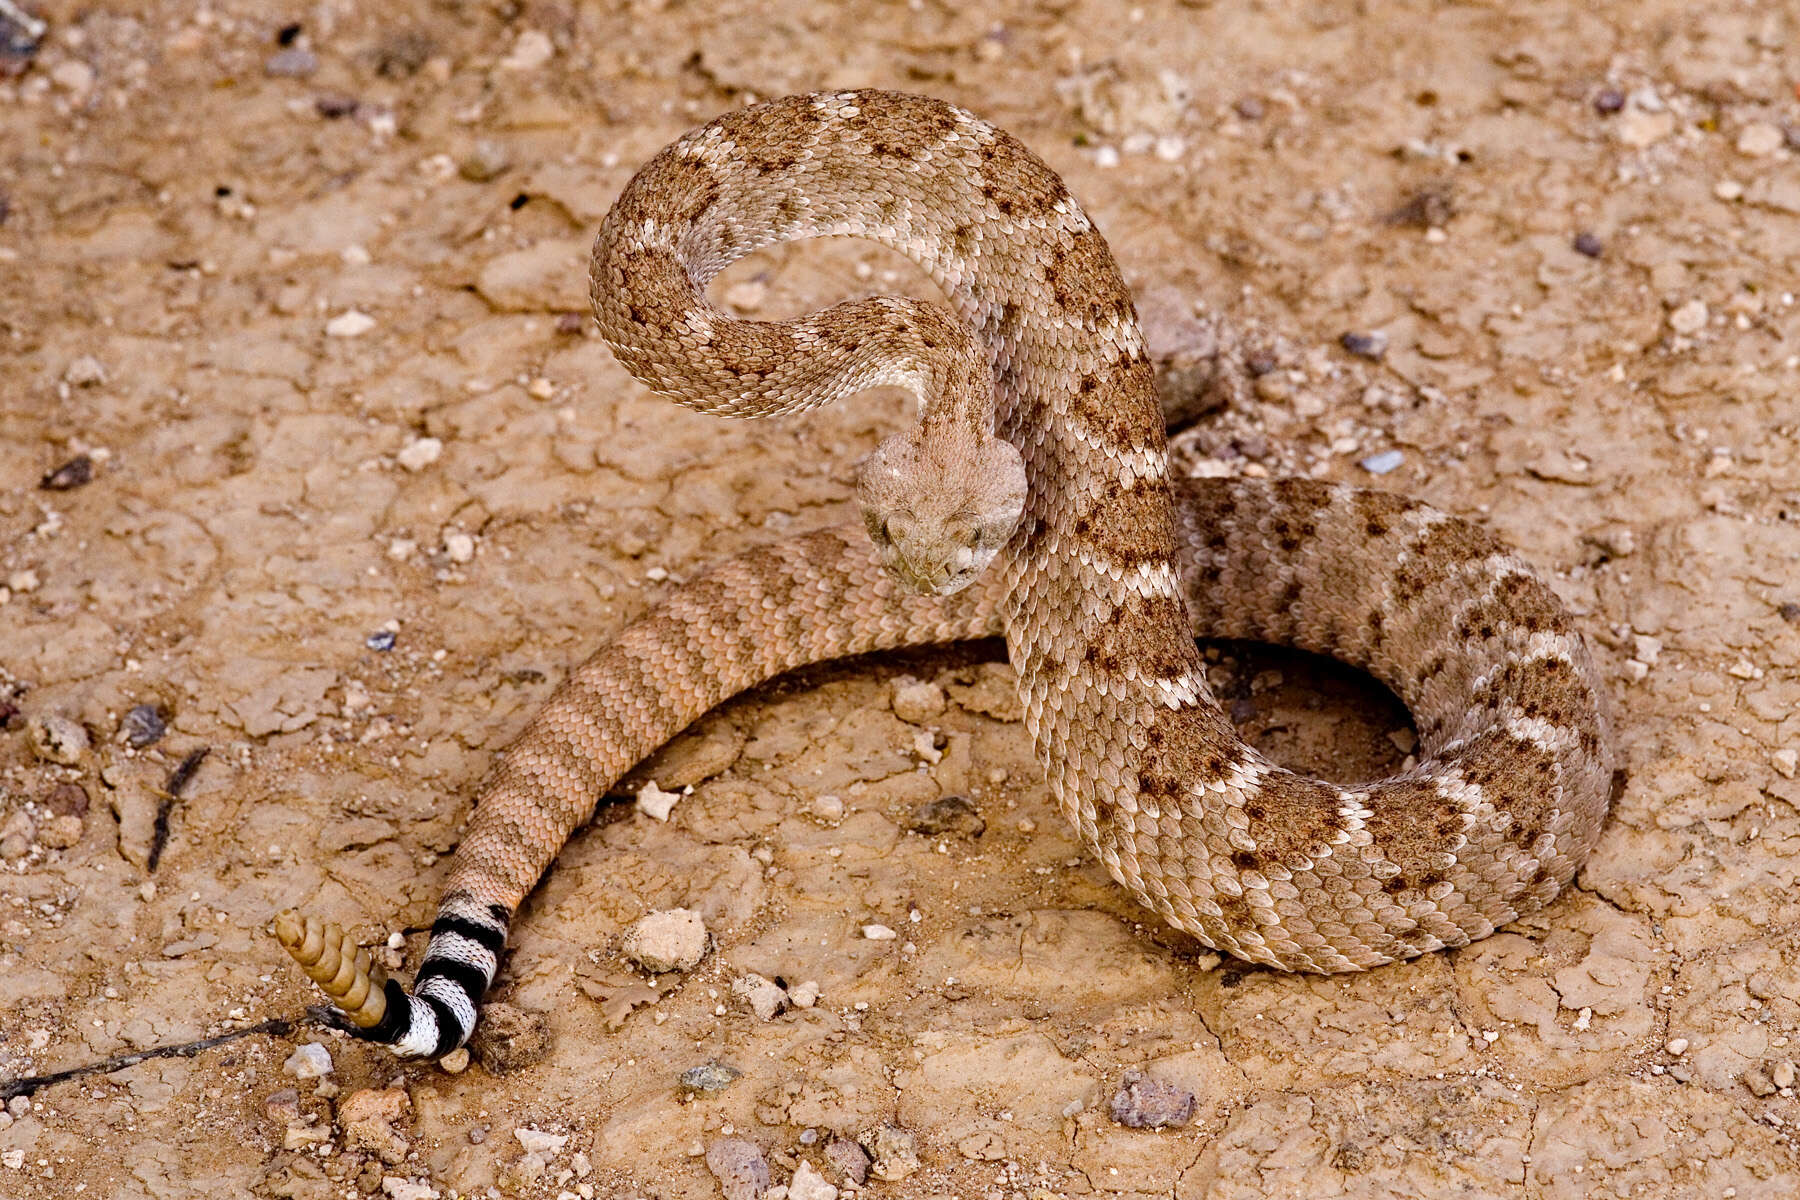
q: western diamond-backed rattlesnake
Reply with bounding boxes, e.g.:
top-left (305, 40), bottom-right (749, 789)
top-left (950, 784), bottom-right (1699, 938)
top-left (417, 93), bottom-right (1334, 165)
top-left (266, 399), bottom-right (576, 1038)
top-left (277, 90), bottom-right (1613, 1058)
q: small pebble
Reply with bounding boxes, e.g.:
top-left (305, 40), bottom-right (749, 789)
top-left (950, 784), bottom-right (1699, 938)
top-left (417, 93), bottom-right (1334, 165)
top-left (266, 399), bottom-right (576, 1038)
top-left (40, 454), bottom-right (94, 490)
top-left (681, 1061), bottom-right (743, 1095)
top-left (397, 436), bottom-right (443, 471)
top-left (1572, 231), bottom-right (1603, 258)
top-left (788, 1160), bottom-right (839, 1200)
top-left (1340, 330), bottom-right (1388, 359)
top-left (1109, 1071), bottom-right (1196, 1129)
top-left (890, 676), bottom-right (947, 724)
top-left (811, 795), bottom-right (844, 822)
top-left (731, 973), bottom-right (786, 1021)
top-left (722, 280), bottom-right (767, 312)
top-left (7, 568), bottom-right (38, 593)
top-left (859, 1125), bottom-right (919, 1182)
top-left (1773, 1061), bottom-right (1797, 1089)
top-left (1773, 749), bottom-right (1797, 779)
top-left (1737, 122), bottom-right (1784, 158)
top-left (63, 355), bottom-right (108, 386)
top-left (1715, 179), bottom-right (1744, 202)
top-left (498, 28), bottom-right (554, 72)
top-left (1358, 449), bottom-right (1405, 475)
top-left (905, 795), bottom-right (985, 839)
top-left (622, 907), bottom-right (709, 973)
top-left (283, 1042), bottom-right (334, 1080)
top-left (787, 980), bottom-right (821, 1009)
top-left (862, 923), bottom-right (898, 941)
top-left (264, 47), bottom-right (319, 77)
top-left (119, 704), bottom-right (167, 748)
top-left (44, 782), bottom-right (88, 817)
top-left (1233, 95), bottom-right (1265, 121)
top-left (1592, 88), bottom-right (1625, 114)
top-left (705, 1138), bottom-right (770, 1200)
top-left (460, 139), bottom-right (513, 182)
top-left (263, 1088), bottom-right (302, 1125)
top-left (443, 531), bottom-right (476, 564)
top-left (635, 780), bottom-right (681, 822)
top-left (366, 630), bottom-right (397, 652)
top-left (825, 1139), bottom-right (871, 1186)
top-left (438, 1047), bottom-right (471, 1074)
top-left (1666, 1037), bottom-right (1689, 1056)
top-left (515, 1127), bottom-right (569, 1155)
top-left (51, 59), bottom-right (94, 96)
top-left (325, 309), bottom-right (377, 338)
top-left (28, 714), bottom-right (89, 765)
top-left (38, 813), bottom-right (83, 849)
top-left (1668, 299), bottom-right (1708, 336)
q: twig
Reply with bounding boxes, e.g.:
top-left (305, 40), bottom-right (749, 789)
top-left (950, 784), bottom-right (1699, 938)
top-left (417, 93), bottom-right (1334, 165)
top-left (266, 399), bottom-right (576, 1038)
top-left (0, 0), bottom-right (45, 44)
top-left (0, 1015), bottom-right (310, 1101)
top-left (146, 746), bottom-right (208, 874)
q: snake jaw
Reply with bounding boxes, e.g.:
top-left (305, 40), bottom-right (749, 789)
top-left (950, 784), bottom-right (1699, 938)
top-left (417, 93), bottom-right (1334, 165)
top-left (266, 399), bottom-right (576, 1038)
top-left (273, 909), bottom-right (389, 1029)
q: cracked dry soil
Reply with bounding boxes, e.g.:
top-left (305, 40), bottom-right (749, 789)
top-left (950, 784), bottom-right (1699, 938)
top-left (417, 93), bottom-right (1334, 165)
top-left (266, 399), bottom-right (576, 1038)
top-left (3, 1), bottom-right (1800, 1198)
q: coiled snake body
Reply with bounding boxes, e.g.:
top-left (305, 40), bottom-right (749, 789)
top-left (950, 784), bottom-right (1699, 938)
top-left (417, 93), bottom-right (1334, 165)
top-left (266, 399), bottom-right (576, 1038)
top-left (278, 91), bottom-right (1613, 1058)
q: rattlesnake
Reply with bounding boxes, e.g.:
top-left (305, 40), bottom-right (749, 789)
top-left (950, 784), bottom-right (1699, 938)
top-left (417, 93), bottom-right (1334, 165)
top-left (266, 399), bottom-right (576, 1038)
top-left (277, 90), bottom-right (1613, 1059)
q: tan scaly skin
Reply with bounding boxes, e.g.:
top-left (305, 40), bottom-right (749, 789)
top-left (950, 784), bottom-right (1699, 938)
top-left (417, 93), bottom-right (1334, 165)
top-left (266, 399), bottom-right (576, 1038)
top-left (276, 91), bottom-right (1613, 1059)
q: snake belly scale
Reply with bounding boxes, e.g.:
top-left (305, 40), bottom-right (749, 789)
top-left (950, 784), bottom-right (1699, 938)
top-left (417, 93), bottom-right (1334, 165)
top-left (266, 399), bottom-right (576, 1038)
top-left (276, 90), bottom-right (1613, 1058)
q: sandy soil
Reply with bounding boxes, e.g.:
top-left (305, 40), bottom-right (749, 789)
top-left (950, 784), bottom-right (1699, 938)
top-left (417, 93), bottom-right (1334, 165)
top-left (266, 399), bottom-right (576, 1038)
top-left (3, 1), bottom-right (1799, 1197)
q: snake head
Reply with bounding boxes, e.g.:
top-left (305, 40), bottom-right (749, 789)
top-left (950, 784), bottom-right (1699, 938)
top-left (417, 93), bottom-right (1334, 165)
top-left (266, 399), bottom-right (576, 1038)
top-left (857, 429), bottom-right (1026, 595)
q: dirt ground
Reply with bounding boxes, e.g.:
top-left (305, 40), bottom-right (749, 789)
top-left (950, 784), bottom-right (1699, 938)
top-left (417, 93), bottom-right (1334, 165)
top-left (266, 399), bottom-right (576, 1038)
top-left (2, 0), bottom-right (1799, 1197)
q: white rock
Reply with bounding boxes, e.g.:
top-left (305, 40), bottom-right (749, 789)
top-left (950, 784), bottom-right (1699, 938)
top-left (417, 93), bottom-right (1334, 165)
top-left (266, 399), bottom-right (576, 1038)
top-left (1737, 122), bottom-right (1784, 158)
top-left (51, 60), bottom-right (95, 96)
top-left (1666, 1037), bottom-right (1689, 1056)
top-left (7, 568), bottom-right (39, 594)
top-left (381, 1179), bottom-right (439, 1200)
top-left (64, 355), bottom-right (108, 386)
top-left (890, 677), bottom-right (946, 724)
top-left (862, 924), bottom-right (898, 941)
top-left (1774, 749), bottom-right (1797, 779)
top-left (284, 1042), bottom-right (334, 1079)
top-left (788, 1160), bottom-right (839, 1200)
top-left (788, 980), bottom-right (821, 1009)
top-left (1668, 300), bottom-right (1708, 336)
top-left (811, 795), bottom-right (844, 822)
top-left (1615, 108), bottom-right (1674, 148)
top-left (722, 280), bottom-right (767, 312)
top-left (443, 531), bottom-right (476, 563)
top-left (326, 309), bottom-right (377, 338)
top-left (635, 780), bottom-right (681, 822)
top-left (622, 907), bottom-right (709, 973)
top-left (499, 29), bottom-right (555, 72)
top-left (2, 1148), bottom-right (24, 1169)
top-left (514, 1127), bottom-right (570, 1155)
top-left (387, 538), bottom-right (417, 562)
top-left (397, 437), bottom-right (443, 472)
top-left (732, 973), bottom-right (786, 1021)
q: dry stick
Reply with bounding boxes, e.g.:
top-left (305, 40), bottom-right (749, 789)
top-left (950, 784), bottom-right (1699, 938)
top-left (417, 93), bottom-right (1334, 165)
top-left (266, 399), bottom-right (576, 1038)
top-left (146, 746), bottom-right (209, 874)
top-left (0, 1016), bottom-right (310, 1102)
